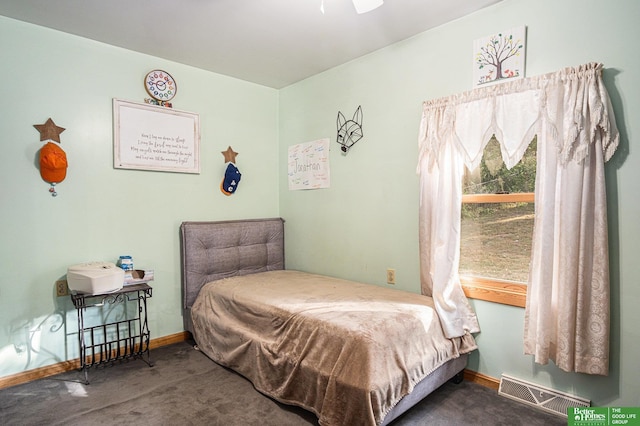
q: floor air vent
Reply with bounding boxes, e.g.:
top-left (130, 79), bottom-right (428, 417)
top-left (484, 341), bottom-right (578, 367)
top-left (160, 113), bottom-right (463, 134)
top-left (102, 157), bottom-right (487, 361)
top-left (498, 374), bottom-right (590, 418)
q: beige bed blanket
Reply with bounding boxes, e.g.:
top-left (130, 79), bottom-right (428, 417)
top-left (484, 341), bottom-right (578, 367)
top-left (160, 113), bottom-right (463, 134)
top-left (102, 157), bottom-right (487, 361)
top-left (191, 270), bottom-right (477, 426)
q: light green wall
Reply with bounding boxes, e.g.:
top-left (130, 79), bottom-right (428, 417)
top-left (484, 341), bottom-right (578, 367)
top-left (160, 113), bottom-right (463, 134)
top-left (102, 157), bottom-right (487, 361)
top-left (2, 0), bottom-right (639, 410)
top-left (279, 0), bottom-right (640, 407)
top-left (0, 16), bottom-right (279, 376)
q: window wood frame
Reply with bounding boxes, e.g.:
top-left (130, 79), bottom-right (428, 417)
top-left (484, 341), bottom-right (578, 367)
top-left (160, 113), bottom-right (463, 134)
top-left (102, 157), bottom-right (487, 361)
top-left (459, 192), bottom-right (534, 308)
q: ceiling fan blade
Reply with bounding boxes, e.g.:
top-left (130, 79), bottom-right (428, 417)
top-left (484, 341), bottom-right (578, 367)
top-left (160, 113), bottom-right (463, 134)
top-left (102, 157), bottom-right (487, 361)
top-left (352, 0), bottom-right (383, 14)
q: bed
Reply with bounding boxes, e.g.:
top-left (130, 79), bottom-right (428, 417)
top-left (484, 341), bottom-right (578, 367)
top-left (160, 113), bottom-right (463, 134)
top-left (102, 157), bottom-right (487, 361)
top-left (180, 218), bottom-right (477, 426)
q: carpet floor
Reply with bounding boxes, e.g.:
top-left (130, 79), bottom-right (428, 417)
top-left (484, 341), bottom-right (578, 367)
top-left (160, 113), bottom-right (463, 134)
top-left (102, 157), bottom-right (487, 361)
top-left (0, 341), bottom-right (565, 425)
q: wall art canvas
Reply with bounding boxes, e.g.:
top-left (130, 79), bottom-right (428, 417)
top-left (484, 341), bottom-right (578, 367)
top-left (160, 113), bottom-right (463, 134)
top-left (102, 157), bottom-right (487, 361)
top-left (473, 26), bottom-right (526, 87)
top-left (288, 138), bottom-right (330, 190)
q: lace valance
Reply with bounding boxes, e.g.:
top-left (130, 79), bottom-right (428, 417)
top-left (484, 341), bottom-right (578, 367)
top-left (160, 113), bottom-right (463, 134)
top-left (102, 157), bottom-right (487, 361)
top-left (418, 62), bottom-right (619, 172)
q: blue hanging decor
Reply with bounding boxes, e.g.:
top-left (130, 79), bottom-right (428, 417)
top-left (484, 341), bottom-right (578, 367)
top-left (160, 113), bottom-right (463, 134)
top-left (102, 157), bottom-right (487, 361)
top-left (220, 146), bottom-right (241, 196)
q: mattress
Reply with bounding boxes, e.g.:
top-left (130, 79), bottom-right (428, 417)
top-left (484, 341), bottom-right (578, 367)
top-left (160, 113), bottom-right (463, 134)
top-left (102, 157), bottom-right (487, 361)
top-left (190, 269), bottom-right (477, 426)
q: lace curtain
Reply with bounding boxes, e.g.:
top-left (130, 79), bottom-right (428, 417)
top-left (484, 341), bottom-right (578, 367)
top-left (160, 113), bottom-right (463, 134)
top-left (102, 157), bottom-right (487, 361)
top-left (417, 62), bottom-right (618, 375)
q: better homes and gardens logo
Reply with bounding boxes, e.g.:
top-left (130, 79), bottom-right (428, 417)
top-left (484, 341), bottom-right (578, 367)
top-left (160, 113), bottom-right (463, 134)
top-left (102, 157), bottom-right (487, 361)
top-left (568, 407), bottom-right (640, 426)
top-left (570, 408), bottom-right (608, 425)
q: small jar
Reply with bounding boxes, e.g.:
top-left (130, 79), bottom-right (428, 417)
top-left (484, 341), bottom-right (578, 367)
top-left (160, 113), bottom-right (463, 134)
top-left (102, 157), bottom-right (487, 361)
top-left (118, 255), bottom-right (134, 271)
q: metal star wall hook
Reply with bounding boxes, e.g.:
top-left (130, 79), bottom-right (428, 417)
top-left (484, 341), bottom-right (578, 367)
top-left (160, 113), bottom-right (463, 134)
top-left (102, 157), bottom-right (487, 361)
top-left (34, 118), bottom-right (65, 142)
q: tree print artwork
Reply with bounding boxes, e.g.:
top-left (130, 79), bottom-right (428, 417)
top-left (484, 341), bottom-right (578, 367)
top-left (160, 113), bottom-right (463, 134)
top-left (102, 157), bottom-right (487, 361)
top-left (473, 26), bottom-right (526, 87)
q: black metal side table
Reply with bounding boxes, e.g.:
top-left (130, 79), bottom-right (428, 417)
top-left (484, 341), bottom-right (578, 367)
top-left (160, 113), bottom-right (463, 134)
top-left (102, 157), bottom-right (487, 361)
top-left (70, 283), bottom-right (153, 384)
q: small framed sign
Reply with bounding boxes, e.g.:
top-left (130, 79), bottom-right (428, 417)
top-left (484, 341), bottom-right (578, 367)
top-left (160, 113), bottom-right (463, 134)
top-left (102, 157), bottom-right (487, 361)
top-left (113, 99), bottom-right (200, 173)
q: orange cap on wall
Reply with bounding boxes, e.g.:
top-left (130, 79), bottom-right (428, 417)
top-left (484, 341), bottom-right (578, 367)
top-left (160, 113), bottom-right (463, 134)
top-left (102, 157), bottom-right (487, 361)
top-left (39, 142), bottom-right (67, 183)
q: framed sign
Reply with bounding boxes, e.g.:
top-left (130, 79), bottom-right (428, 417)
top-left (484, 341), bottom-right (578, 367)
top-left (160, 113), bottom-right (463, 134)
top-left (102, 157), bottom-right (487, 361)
top-left (113, 99), bottom-right (200, 173)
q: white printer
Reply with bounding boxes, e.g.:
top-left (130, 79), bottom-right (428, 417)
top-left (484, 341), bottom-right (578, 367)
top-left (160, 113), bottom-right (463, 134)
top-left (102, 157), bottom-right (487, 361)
top-left (67, 262), bottom-right (124, 294)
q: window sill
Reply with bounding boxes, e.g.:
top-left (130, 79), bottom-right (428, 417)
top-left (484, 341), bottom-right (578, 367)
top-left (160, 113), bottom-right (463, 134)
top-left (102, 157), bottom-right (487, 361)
top-left (460, 276), bottom-right (527, 308)
top-left (462, 192), bottom-right (535, 203)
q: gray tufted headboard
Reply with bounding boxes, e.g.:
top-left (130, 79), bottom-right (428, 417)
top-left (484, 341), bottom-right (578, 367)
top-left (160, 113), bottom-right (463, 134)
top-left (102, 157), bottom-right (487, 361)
top-left (180, 218), bottom-right (285, 333)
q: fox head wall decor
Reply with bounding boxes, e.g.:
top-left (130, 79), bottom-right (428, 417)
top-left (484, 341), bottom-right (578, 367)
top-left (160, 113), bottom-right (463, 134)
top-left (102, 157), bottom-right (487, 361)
top-left (336, 105), bottom-right (363, 153)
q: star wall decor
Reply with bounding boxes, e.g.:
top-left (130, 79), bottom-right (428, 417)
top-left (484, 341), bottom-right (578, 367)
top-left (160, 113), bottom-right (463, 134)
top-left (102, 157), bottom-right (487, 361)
top-left (221, 146), bottom-right (238, 163)
top-left (33, 118), bottom-right (65, 143)
top-left (220, 146), bottom-right (241, 196)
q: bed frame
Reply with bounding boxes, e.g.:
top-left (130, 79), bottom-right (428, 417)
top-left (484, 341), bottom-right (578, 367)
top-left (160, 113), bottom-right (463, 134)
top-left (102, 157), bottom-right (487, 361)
top-left (180, 218), bottom-right (467, 425)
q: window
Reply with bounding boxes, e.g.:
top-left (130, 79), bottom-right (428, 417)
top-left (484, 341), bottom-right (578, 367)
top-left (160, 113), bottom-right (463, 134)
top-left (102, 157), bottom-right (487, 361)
top-left (459, 136), bottom-right (536, 307)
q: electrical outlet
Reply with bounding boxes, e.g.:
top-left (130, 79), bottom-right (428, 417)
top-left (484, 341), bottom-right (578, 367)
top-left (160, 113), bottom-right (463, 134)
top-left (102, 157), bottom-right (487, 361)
top-left (386, 268), bottom-right (396, 285)
top-left (55, 279), bottom-right (68, 297)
